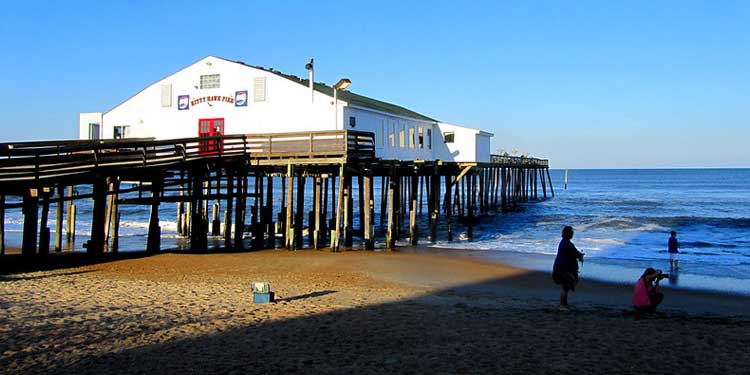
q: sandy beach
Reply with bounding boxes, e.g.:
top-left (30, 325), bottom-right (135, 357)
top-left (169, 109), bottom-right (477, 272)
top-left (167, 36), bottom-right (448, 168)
top-left (1, 248), bottom-right (749, 374)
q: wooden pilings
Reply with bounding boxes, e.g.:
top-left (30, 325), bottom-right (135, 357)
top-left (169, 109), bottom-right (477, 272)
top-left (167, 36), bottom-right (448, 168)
top-left (409, 171), bottom-right (418, 245)
top-left (0, 156), bottom-right (553, 258)
top-left (0, 194), bottom-right (4, 256)
top-left (234, 167), bottom-right (247, 251)
top-left (285, 164), bottom-right (295, 249)
top-left (21, 189), bottom-right (38, 257)
top-left (88, 178), bottom-right (108, 255)
top-left (147, 179), bottom-right (162, 253)
top-left (191, 170), bottom-right (208, 251)
top-left (363, 174), bottom-right (374, 250)
top-left (385, 173), bottom-right (396, 249)
top-left (54, 186), bottom-right (64, 252)
top-left (333, 164), bottom-right (345, 251)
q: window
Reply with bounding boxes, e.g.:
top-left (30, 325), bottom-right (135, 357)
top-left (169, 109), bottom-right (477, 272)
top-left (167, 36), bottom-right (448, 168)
top-left (378, 120), bottom-right (385, 146)
top-left (113, 125), bottom-right (130, 139)
top-left (389, 122), bottom-right (395, 147)
top-left (444, 131), bottom-right (455, 143)
top-left (427, 129), bottom-right (432, 149)
top-left (409, 127), bottom-right (415, 149)
top-left (418, 127), bottom-right (424, 149)
top-left (349, 116), bottom-right (356, 128)
top-left (199, 74), bottom-right (220, 89)
top-left (399, 128), bottom-right (405, 148)
top-left (254, 77), bottom-right (266, 101)
top-left (88, 123), bottom-right (100, 140)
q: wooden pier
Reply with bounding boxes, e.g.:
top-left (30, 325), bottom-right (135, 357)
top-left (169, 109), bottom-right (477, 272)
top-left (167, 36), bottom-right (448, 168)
top-left (0, 130), bottom-right (552, 258)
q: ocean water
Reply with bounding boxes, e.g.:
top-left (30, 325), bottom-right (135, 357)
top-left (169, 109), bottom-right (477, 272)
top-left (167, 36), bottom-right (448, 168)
top-left (433, 169), bottom-right (750, 294)
top-left (3, 169), bottom-right (749, 294)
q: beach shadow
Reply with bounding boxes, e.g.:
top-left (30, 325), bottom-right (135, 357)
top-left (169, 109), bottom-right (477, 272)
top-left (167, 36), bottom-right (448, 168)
top-left (6, 271), bottom-right (746, 375)
top-left (277, 290), bottom-right (337, 302)
top-left (0, 269), bottom-right (94, 283)
top-left (0, 251), bottom-right (157, 275)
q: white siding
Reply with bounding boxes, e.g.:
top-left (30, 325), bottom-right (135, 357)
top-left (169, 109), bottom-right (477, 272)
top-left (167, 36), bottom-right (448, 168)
top-left (78, 112), bottom-right (103, 140)
top-left (103, 57), bottom-right (337, 140)
top-left (433, 122), bottom-right (493, 162)
top-left (343, 106), bottom-right (436, 161)
top-left (85, 56), bottom-right (493, 162)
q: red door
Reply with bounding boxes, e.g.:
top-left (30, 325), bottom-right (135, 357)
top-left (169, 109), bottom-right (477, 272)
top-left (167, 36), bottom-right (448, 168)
top-left (198, 118), bottom-right (224, 154)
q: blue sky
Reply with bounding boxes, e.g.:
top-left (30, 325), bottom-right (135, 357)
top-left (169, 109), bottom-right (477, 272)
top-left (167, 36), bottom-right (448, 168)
top-left (0, 1), bottom-right (747, 168)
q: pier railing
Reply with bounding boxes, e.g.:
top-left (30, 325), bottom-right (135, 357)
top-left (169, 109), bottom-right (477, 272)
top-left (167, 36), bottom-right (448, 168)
top-left (490, 154), bottom-right (549, 168)
top-left (0, 130), bottom-right (375, 185)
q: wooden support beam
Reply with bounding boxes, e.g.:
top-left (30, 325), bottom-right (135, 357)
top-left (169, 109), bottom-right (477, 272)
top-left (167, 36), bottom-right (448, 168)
top-left (385, 173), bottom-right (396, 249)
top-left (294, 175), bottom-right (305, 249)
top-left (454, 165), bottom-right (473, 185)
top-left (211, 202), bottom-right (221, 236)
top-left (313, 176), bottom-right (322, 249)
top-left (546, 168), bottom-right (555, 197)
top-left (112, 210), bottom-right (121, 253)
top-left (54, 186), bottom-right (64, 252)
top-left (363, 174), bottom-right (374, 250)
top-left (343, 174), bottom-right (353, 247)
top-left (108, 179), bottom-right (121, 253)
top-left (234, 169), bottom-right (246, 251)
top-left (147, 179), bottom-right (163, 253)
top-left (285, 164), bottom-right (294, 250)
top-left (467, 174), bottom-right (475, 239)
top-left (89, 178), bottom-right (108, 255)
top-left (418, 175), bottom-right (424, 216)
top-left (430, 165), bottom-right (440, 242)
top-left (224, 169), bottom-right (234, 248)
top-left (38, 190), bottom-right (51, 256)
top-left (22, 189), bottom-right (39, 257)
top-left (334, 164), bottom-right (345, 251)
top-left (252, 175), bottom-right (264, 250)
top-left (478, 168), bottom-right (485, 214)
top-left (0, 194), bottom-right (4, 256)
top-left (357, 175), bottom-right (364, 236)
top-left (66, 185), bottom-right (75, 243)
top-left (409, 171), bottom-right (418, 245)
top-left (322, 176), bottom-right (329, 241)
top-left (266, 175), bottom-right (275, 248)
top-left (192, 171), bottom-right (209, 251)
top-left (104, 181), bottom-right (114, 249)
top-left (501, 168), bottom-right (507, 210)
top-left (176, 172), bottom-right (185, 236)
top-left (444, 175), bottom-right (453, 241)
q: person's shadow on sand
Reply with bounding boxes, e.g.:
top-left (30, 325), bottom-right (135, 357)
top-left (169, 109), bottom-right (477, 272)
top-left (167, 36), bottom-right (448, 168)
top-left (277, 290), bottom-right (337, 302)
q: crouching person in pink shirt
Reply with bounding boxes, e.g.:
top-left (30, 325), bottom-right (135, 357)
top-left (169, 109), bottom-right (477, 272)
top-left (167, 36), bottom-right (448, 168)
top-left (632, 268), bottom-right (666, 317)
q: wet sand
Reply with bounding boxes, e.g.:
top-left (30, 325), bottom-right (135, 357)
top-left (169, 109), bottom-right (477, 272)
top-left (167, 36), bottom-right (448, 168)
top-left (1, 248), bottom-right (749, 374)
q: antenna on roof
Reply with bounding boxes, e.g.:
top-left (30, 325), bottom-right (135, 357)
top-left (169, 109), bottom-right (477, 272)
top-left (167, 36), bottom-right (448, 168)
top-left (305, 58), bottom-right (314, 103)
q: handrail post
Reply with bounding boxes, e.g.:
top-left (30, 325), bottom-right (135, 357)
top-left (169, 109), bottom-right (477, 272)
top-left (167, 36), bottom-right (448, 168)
top-left (344, 130), bottom-right (348, 156)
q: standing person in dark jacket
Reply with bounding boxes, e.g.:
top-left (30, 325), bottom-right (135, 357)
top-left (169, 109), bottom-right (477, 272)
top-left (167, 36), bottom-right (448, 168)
top-left (553, 226), bottom-right (585, 311)
top-left (668, 231), bottom-right (679, 271)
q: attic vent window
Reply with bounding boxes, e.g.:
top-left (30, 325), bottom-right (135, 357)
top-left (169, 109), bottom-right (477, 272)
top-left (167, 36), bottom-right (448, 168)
top-left (200, 74), bottom-right (220, 89)
top-left (254, 77), bottom-right (266, 102)
top-left (444, 132), bottom-right (455, 143)
top-left (161, 84), bottom-right (172, 107)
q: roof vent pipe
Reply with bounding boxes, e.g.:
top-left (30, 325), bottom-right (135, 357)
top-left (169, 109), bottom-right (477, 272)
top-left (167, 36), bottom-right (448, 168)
top-left (305, 58), bottom-right (314, 103)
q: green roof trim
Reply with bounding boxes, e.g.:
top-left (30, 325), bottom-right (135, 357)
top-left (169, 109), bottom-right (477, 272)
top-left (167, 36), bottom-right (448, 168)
top-left (221, 57), bottom-right (437, 122)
